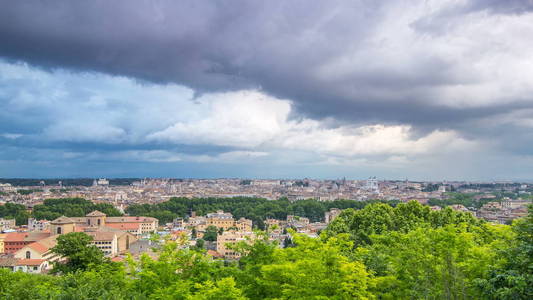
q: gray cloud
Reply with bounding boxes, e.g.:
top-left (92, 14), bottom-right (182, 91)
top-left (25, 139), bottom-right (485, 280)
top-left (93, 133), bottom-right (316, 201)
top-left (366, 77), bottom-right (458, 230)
top-left (1, 0), bottom-right (533, 178)
top-left (2, 0), bottom-right (514, 128)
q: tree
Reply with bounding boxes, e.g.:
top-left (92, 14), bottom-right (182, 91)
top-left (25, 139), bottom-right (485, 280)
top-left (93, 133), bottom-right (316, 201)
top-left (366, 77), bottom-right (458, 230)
top-left (50, 232), bottom-right (109, 274)
top-left (362, 225), bottom-right (503, 299)
top-left (241, 234), bottom-right (374, 299)
top-left (32, 197), bottom-right (123, 220)
top-left (476, 205), bottom-right (533, 299)
top-left (325, 201), bottom-right (482, 246)
top-left (195, 238), bottom-right (205, 250)
top-left (192, 277), bottom-right (247, 300)
top-left (203, 225), bottom-right (218, 242)
top-left (15, 210), bottom-right (31, 226)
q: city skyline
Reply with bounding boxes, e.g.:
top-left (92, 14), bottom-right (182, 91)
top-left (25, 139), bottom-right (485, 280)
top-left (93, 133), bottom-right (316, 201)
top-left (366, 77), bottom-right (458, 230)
top-left (1, 1), bottom-right (533, 180)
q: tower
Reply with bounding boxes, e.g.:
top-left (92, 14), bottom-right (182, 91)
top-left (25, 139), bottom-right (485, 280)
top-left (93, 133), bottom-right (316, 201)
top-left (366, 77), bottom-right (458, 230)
top-left (86, 210), bottom-right (107, 227)
top-left (50, 216), bottom-right (75, 235)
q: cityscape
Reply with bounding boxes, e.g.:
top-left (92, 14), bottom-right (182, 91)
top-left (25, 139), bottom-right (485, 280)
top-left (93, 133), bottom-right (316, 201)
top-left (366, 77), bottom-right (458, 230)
top-left (1, 177), bottom-right (531, 269)
top-left (1, 177), bottom-right (532, 226)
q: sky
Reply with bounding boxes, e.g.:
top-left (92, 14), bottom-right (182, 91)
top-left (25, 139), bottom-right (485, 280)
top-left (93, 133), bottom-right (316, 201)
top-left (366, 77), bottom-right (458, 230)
top-left (1, 0), bottom-right (533, 180)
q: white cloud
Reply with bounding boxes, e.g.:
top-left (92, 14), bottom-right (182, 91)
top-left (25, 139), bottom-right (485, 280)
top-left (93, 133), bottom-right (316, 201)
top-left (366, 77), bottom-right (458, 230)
top-left (0, 59), bottom-right (485, 169)
top-left (148, 90), bottom-right (291, 148)
top-left (149, 89), bottom-right (478, 159)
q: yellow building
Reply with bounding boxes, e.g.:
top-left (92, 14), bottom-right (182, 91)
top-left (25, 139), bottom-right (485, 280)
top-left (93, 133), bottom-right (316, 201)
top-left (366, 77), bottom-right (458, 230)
top-left (50, 216), bottom-right (76, 235)
top-left (216, 230), bottom-right (255, 260)
top-left (0, 233), bottom-right (5, 253)
top-left (200, 210), bottom-right (252, 232)
top-left (206, 210), bottom-right (235, 230)
top-left (235, 218), bottom-right (252, 232)
top-left (70, 211), bottom-right (159, 236)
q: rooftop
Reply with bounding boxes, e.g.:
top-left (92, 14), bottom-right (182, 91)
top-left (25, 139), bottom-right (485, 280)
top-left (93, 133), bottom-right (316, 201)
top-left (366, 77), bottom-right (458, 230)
top-left (50, 216), bottom-right (75, 224)
top-left (86, 210), bottom-right (106, 217)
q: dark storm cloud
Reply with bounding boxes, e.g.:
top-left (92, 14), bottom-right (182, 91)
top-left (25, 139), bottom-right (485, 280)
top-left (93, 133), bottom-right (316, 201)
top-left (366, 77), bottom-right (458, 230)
top-left (1, 0), bottom-right (532, 140)
top-left (0, 0), bottom-right (437, 125)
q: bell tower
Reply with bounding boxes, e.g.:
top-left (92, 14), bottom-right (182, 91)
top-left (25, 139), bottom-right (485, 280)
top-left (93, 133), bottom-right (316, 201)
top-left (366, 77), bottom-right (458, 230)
top-left (86, 210), bottom-right (107, 227)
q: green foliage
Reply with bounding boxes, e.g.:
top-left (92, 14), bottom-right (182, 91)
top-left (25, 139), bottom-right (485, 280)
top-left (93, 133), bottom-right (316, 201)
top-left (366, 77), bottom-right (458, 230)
top-left (195, 238), bottom-right (205, 250)
top-left (203, 225), bottom-right (218, 241)
top-left (32, 197), bottom-right (122, 220)
top-left (0, 202), bottom-right (28, 225)
top-left (360, 225), bottom-right (509, 299)
top-left (475, 205), bottom-right (533, 299)
top-left (126, 196), bottom-right (400, 227)
top-left (422, 183), bottom-right (439, 192)
top-left (325, 200), bottom-right (483, 246)
top-left (0, 202), bottom-right (530, 299)
top-left (1, 197), bottom-right (121, 225)
top-left (50, 232), bottom-right (110, 274)
top-left (428, 192), bottom-right (500, 209)
top-left (0, 268), bottom-right (60, 299)
top-left (17, 189), bottom-right (43, 195)
top-left (231, 232), bottom-right (373, 299)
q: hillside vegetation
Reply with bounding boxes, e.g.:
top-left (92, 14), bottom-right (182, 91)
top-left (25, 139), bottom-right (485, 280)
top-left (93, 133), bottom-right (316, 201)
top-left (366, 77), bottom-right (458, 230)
top-left (0, 201), bottom-right (531, 299)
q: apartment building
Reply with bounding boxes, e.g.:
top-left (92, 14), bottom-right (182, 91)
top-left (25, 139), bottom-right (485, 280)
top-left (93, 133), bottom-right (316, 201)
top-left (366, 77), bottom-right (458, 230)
top-left (216, 230), bottom-right (255, 260)
top-left (0, 218), bottom-right (16, 231)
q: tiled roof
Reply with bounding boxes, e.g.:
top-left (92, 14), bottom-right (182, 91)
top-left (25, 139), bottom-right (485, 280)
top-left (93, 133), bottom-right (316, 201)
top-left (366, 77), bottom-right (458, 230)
top-left (111, 256), bottom-right (124, 262)
top-left (35, 235), bottom-right (58, 249)
top-left (3, 232), bottom-right (28, 242)
top-left (16, 259), bottom-right (46, 266)
top-left (207, 250), bottom-right (223, 258)
top-left (50, 216), bottom-right (75, 224)
top-left (107, 216), bottom-right (158, 223)
top-left (106, 223), bottom-right (140, 230)
top-left (86, 210), bottom-right (106, 217)
top-left (3, 232), bottom-right (49, 242)
top-left (0, 257), bottom-right (18, 267)
top-left (27, 242), bottom-right (49, 253)
top-left (84, 231), bottom-right (117, 241)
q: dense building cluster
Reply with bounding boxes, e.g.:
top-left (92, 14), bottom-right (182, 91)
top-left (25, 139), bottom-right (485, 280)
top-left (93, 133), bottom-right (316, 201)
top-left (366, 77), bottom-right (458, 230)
top-left (0, 211), bottom-right (157, 273)
top-left (0, 178), bottom-right (532, 267)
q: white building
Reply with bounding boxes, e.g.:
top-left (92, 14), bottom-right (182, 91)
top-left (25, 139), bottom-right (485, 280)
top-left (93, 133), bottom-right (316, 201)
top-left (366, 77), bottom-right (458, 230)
top-left (366, 177), bottom-right (379, 193)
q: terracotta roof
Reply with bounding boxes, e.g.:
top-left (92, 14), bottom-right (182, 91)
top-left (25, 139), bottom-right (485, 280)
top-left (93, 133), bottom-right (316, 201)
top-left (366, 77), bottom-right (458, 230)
top-left (26, 232), bottom-right (51, 241)
top-left (4, 231), bottom-right (51, 242)
top-left (207, 250), bottom-right (223, 258)
top-left (86, 210), bottom-right (106, 217)
top-left (3, 232), bottom-right (28, 242)
top-left (51, 216), bottom-right (75, 224)
top-left (27, 242), bottom-right (49, 253)
top-left (34, 235), bottom-right (58, 250)
top-left (84, 231), bottom-right (117, 241)
top-left (111, 256), bottom-right (124, 262)
top-left (69, 217), bottom-right (88, 224)
top-left (107, 216), bottom-right (158, 223)
top-left (16, 259), bottom-right (46, 266)
top-left (106, 223), bottom-right (140, 230)
top-left (0, 257), bottom-right (18, 267)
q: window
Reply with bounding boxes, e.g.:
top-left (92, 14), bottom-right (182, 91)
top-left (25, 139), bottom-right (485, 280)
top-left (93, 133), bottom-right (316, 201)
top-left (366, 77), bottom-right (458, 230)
top-left (97, 219), bottom-right (101, 226)
top-left (26, 251), bottom-right (31, 259)
top-left (57, 227), bottom-right (62, 234)
top-left (33, 266), bottom-right (38, 270)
